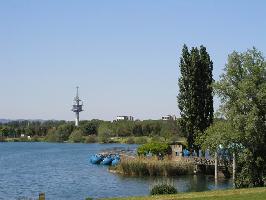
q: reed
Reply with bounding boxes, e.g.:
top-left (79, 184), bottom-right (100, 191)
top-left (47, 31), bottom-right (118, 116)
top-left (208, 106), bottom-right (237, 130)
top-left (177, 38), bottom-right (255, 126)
top-left (110, 157), bottom-right (194, 176)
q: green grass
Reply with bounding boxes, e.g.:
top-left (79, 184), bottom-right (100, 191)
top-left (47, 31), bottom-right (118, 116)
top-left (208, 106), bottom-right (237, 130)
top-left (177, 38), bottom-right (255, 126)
top-left (102, 187), bottom-right (266, 200)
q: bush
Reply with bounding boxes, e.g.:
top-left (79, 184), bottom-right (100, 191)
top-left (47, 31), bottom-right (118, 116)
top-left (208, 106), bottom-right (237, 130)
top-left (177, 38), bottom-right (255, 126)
top-left (137, 142), bottom-right (171, 156)
top-left (135, 137), bottom-right (148, 144)
top-left (98, 123), bottom-right (112, 143)
top-left (98, 135), bottom-right (110, 143)
top-left (31, 135), bottom-right (40, 142)
top-left (150, 183), bottom-right (177, 195)
top-left (68, 129), bottom-right (84, 143)
top-left (85, 135), bottom-right (97, 143)
top-left (125, 137), bottom-right (135, 144)
top-left (45, 128), bottom-right (62, 142)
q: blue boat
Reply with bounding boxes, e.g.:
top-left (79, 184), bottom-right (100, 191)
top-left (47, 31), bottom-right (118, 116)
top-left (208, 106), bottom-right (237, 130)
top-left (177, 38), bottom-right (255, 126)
top-left (111, 158), bottom-right (120, 166)
top-left (90, 154), bottom-right (103, 164)
top-left (183, 149), bottom-right (190, 157)
top-left (111, 155), bottom-right (120, 166)
top-left (101, 155), bottom-right (113, 165)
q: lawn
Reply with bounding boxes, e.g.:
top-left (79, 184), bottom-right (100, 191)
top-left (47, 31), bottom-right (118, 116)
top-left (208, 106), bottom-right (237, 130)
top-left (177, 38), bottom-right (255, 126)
top-left (102, 187), bottom-right (266, 200)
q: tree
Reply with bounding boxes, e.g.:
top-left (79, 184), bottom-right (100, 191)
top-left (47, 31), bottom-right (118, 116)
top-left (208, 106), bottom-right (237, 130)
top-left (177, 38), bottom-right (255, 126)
top-left (45, 128), bottom-right (61, 142)
top-left (160, 121), bottom-right (180, 142)
top-left (114, 121), bottom-right (133, 137)
top-left (69, 129), bottom-right (84, 143)
top-left (79, 120), bottom-right (101, 135)
top-left (177, 44), bottom-right (214, 149)
top-left (214, 48), bottom-right (266, 187)
top-left (56, 124), bottom-right (74, 141)
top-left (196, 120), bottom-right (240, 152)
top-left (98, 123), bottom-right (113, 143)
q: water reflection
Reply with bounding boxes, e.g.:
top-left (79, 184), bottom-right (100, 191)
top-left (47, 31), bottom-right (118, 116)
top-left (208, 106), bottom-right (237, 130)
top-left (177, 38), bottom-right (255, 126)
top-left (0, 143), bottom-right (232, 200)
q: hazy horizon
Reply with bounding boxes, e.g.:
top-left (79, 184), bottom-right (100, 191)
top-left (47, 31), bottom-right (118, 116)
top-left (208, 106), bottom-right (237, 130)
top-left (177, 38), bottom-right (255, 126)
top-left (1, 0), bottom-right (266, 121)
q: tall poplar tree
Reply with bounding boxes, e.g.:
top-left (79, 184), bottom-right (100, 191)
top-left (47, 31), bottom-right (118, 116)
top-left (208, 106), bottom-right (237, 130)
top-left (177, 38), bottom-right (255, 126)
top-left (177, 45), bottom-right (213, 149)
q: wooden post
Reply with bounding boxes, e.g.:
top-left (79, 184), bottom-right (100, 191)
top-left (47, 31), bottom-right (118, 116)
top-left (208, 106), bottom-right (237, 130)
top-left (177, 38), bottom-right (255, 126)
top-left (233, 152), bottom-right (236, 186)
top-left (214, 152), bottom-right (218, 181)
top-left (39, 193), bottom-right (45, 200)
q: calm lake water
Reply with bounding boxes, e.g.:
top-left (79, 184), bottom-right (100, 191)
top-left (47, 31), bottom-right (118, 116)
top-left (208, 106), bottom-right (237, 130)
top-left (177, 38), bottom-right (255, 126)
top-left (0, 143), bottom-right (232, 200)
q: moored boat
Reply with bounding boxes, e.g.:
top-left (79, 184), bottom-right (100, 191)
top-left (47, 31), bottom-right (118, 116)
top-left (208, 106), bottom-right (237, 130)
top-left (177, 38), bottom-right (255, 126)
top-left (90, 154), bottom-right (103, 164)
top-left (101, 155), bottom-right (113, 165)
top-left (111, 155), bottom-right (120, 166)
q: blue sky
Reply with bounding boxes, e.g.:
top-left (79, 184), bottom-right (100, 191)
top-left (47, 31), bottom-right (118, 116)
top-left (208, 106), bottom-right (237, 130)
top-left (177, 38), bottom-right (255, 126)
top-left (0, 0), bottom-right (265, 121)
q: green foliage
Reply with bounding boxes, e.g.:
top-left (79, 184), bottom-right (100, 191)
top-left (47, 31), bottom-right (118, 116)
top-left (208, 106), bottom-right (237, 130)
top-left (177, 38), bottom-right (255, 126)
top-left (0, 119), bottom-right (182, 143)
top-left (134, 137), bottom-right (148, 144)
top-left (0, 120), bottom-right (70, 138)
top-left (177, 44), bottom-right (214, 149)
top-left (125, 137), bottom-right (135, 144)
top-left (98, 123), bottom-right (112, 143)
top-left (150, 183), bottom-right (177, 195)
top-left (114, 121), bottom-right (134, 137)
top-left (79, 120), bottom-right (101, 135)
top-left (68, 129), bottom-right (84, 143)
top-left (56, 124), bottom-right (74, 141)
top-left (31, 135), bottom-right (41, 142)
top-left (234, 149), bottom-right (264, 188)
top-left (160, 121), bottom-right (180, 142)
top-left (195, 120), bottom-right (240, 152)
top-left (137, 142), bottom-right (171, 156)
top-left (214, 48), bottom-right (266, 188)
top-left (45, 128), bottom-right (62, 142)
top-left (85, 135), bottom-right (97, 143)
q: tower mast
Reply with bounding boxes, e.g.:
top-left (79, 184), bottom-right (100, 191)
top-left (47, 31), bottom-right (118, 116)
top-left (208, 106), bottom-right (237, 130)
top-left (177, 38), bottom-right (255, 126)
top-left (72, 86), bottom-right (83, 126)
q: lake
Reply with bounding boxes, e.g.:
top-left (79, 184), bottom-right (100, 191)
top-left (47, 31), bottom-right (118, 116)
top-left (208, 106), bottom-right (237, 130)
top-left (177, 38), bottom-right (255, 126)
top-left (0, 143), bottom-right (232, 200)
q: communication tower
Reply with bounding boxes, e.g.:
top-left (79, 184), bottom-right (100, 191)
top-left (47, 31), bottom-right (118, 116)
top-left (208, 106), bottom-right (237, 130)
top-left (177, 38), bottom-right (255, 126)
top-left (72, 86), bottom-right (83, 126)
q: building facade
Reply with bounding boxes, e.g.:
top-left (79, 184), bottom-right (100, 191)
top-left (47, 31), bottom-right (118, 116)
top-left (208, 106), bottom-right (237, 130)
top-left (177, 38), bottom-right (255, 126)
top-left (116, 116), bottom-right (134, 121)
top-left (162, 115), bottom-right (177, 121)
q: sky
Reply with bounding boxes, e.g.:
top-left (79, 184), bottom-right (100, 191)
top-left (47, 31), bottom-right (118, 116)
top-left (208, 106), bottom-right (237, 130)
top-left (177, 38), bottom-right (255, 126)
top-left (0, 0), bottom-right (265, 121)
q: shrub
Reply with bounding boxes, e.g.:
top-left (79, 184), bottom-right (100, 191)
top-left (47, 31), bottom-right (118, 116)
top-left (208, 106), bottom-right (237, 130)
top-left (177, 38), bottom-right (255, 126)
top-left (85, 135), bottom-right (97, 143)
top-left (137, 142), bottom-right (171, 156)
top-left (125, 137), bottom-right (135, 144)
top-left (98, 123), bottom-right (112, 143)
top-left (31, 135), bottom-right (40, 142)
top-left (68, 129), bottom-right (84, 143)
top-left (98, 135), bottom-right (110, 143)
top-left (135, 137), bottom-right (148, 144)
top-left (45, 128), bottom-right (62, 142)
top-left (150, 183), bottom-right (177, 195)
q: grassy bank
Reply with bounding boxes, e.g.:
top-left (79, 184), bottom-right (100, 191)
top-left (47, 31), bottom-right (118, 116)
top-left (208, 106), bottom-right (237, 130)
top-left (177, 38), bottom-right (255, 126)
top-left (110, 157), bottom-right (194, 176)
top-left (102, 187), bottom-right (266, 200)
top-left (3, 136), bottom-right (45, 142)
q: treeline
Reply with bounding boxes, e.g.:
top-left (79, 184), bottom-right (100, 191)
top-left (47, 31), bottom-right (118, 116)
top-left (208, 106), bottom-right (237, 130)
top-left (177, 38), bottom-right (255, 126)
top-left (0, 119), bottom-right (182, 143)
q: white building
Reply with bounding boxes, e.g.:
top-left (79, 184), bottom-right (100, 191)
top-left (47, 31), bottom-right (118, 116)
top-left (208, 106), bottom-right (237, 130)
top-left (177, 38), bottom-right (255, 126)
top-left (162, 115), bottom-right (177, 121)
top-left (116, 116), bottom-right (134, 121)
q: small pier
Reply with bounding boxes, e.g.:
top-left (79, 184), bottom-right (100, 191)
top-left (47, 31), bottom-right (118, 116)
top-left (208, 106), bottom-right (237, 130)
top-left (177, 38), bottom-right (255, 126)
top-left (179, 154), bottom-right (234, 180)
